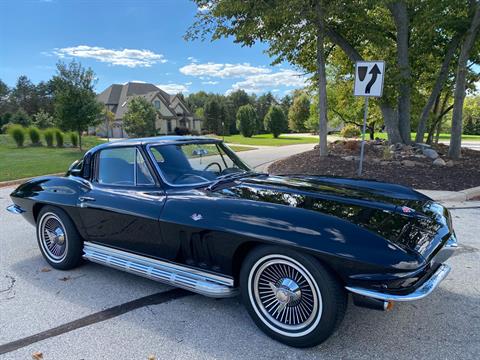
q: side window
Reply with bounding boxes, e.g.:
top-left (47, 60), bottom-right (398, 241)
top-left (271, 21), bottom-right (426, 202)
top-left (97, 147), bottom-right (154, 186)
top-left (136, 150), bottom-right (155, 185)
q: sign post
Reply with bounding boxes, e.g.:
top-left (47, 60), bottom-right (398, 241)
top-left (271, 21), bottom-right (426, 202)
top-left (354, 61), bottom-right (385, 176)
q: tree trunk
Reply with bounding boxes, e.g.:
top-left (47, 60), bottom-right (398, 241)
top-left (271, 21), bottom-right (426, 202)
top-left (449, 4), bottom-right (480, 158)
top-left (78, 130), bottom-right (82, 151)
top-left (415, 36), bottom-right (460, 143)
top-left (388, 1), bottom-right (412, 144)
top-left (379, 103), bottom-right (403, 143)
top-left (326, 28), bottom-right (401, 144)
top-left (316, 0), bottom-right (328, 156)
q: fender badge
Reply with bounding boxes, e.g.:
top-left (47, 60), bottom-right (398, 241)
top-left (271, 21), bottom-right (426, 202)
top-left (191, 213), bottom-right (203, 221)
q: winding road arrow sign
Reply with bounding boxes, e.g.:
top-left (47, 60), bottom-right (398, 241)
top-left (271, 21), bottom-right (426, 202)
top-left (354, 61), bottom-right (385, 97)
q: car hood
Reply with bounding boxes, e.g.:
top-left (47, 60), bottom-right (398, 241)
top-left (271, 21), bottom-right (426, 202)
top-left (217, 174), bottom-right (452, 260)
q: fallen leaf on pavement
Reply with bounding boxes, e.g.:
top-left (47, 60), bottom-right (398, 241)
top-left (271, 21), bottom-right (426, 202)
top-left (147, 355), bottom-right (156, 360)
top-left (32, 351), bottom-right (43, 359)
top-left (40, 267), bottom-right (51, 273)
top-left (58, 276), bottom-right (71, 282)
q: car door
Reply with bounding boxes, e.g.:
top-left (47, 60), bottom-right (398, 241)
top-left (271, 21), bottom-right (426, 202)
top-left (77, 146), bottom-right (168, 258)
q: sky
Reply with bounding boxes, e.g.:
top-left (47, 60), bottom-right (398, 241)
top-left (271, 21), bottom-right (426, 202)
top-left (0, 0), bottom-right (308, 96)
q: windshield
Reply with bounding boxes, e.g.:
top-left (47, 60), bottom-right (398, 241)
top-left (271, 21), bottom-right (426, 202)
top-left (148, 141), bottom-right (251, 186)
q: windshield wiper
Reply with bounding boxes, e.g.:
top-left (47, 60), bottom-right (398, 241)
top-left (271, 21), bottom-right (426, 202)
top-left (206, 171), bottom-right (264, 191)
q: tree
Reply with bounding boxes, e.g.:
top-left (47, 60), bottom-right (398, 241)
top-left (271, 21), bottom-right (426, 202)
top-left (33, 110), bottom-right (54, 129)
top-left (102, 108), bottom-right (115, 140)
top-left (256, 92), bottom-right (276, 132)
top-left (449, 3), bottom-right (480, 158)
top-left (52, 61), bottom-right (103, 150)
top-left (280, 94), bottom-right (293, 119)
top-left (123, 97), bottom-right (157, 137)
top-left (236, 104), bottom-right (257, 137)
top-left (203, 98), bottom-right (223, 134)
top-left (388, 1), bottom-right (412, 144)
top-left (11, 109), bottom-right (31, 127)
top-left (264, 105), bottom-right (287, 137)
top-left (288, 94), bottom-right (310, 132)
top-left (315, 0), bottom-right (329, 155)
top-left (187, 0), bottom-right (331, 153)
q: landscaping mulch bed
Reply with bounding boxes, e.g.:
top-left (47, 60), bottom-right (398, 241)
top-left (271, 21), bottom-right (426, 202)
top-left (268, 140), bottom-right (480, 191)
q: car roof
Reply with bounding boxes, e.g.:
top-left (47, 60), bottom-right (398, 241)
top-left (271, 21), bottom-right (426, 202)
top-left (87, 136), bottom-right (221, 155)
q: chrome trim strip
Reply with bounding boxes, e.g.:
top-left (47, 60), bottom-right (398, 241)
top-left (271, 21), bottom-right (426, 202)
top-left (346, 263), bottom-right (451, 302)
top-left (6, 204), bottom-right (25, 214)
top-left (82, 242), bottom-right (237, 298)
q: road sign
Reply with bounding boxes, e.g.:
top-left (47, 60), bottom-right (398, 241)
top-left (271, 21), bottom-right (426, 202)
top-left (354, 61), bottom-right (385, 97)
top-left (353, 60), bottom-right (385, 176)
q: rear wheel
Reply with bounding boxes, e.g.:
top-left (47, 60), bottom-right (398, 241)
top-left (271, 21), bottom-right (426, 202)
top-left (36, 206), bottom-right (83, 270)
top-left (240, 246), bottom-right (346, 347)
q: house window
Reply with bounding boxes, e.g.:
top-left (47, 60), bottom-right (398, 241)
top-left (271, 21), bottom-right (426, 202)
top-left (167, 120), bottom-right (172, 133)
top-left (154, 100), bottom-right (161, 109)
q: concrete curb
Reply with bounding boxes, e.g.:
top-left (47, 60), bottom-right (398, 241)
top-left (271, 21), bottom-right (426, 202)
top-left (0, 173), bottom-right (64, 188)
top-left (418, 186), bottom-right (480, 202)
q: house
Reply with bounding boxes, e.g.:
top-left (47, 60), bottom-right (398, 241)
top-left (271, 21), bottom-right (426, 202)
top-left (94, 82), bottom-right (200, 138)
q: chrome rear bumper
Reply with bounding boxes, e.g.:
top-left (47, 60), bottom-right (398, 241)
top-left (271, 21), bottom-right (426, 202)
top-left (346, 263), bottom-right (451, 302)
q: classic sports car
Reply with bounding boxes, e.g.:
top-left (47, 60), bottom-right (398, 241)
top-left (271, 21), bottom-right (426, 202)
top-left (7, 136), bottom-right (457, 347)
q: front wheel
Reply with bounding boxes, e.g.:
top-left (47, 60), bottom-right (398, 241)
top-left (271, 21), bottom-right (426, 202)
top-left (36, 206), bottom-right (83, 270)
top-left (240, 246), bottom-right (347, 347)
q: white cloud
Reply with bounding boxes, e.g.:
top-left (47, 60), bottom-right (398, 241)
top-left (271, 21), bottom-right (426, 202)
top-left (180, 62), bottom-right (270, 79)
top-left (187, 56), bottom-right (198, 63)
top-left (228, 69), bottom-right (308, 94)
top-left (202, 80), bottom-right (219, 85)
top-left (53, 45), bottom-right (167, 67)
top-left (156, 83), bottom-right (189, 94)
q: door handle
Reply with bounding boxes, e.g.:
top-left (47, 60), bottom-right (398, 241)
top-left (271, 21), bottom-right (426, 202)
top-left (79, 196), bottom-right (96, 202)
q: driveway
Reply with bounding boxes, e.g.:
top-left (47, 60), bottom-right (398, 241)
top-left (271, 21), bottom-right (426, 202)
top-left (0, 183), bottom-right (479, 359)
top-left (235, 143), bottom-right (317, 172)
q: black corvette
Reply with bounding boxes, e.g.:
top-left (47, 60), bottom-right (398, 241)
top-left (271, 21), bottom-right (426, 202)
top-left (7, 136), bottom-right (457, 347)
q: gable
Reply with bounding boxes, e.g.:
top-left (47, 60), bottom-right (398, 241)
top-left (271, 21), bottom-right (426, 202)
top-left (152, 94), bottom-right (175, 117)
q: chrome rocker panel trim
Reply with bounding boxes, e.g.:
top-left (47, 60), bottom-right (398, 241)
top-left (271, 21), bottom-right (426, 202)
top-left (346, 263), bottom-right (451, 302)
top-left (83, 242), bottom-right (238, 298)
top-left (6, 204), bottom-right (25, 214)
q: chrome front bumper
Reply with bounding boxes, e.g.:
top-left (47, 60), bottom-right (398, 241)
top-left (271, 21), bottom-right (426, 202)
top-left (346, 264), bottom-right (451, 302)
top-left (346, 235), bottom-right (457, 302)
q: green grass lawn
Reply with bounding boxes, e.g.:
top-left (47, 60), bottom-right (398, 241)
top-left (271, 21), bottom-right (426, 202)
top-left (373, 132), bottom-right (480, 142)
top-left (0, 134), bottom-right (255, 182)
top-left (214, 134), bottom-right (319, 146)
top-left (0, 134), bottom-right (105, 181)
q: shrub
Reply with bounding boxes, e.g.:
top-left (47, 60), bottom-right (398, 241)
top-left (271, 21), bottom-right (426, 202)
top-left (33, 110), bottom-right (55, 129)
top-left (11, 109), bottom-right (32, 127)
top-left (54, 129), bottom-right (64, 147)
top-left (1, 122), bottom-right (14, 134)
top-left (340, 124), bottom-right (361, 138)
top-left (70, 132), bottom-right (78, 147)
top-left (264, 105), bottom-right (287, 138)
top-left (174, 127), bottom-right (190, 136)
top-left (8, 125), bottom-right (25, 147)
top-left (44, 128), bottom-right (55, 147)
top-left (28, 127), bottom-right (41, 145)
top-left (236, 104), bottom-right (257, 138)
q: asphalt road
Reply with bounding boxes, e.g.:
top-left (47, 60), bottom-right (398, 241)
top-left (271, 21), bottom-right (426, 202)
top-left (1, 185), bottom-right (479, 359)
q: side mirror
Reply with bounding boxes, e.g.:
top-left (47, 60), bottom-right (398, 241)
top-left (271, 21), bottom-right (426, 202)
top-left (192, 148), bottom-right (208, 156)
top-left (66, 159), bottom-right (83, 177)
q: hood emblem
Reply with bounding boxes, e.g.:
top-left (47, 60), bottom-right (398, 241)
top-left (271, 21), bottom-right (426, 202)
top-left (191, 213), bottom-right (203, 221)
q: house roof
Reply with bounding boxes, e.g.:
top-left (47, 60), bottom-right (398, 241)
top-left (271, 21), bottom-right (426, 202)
top-left (97, 82), bottom-right (193, 119)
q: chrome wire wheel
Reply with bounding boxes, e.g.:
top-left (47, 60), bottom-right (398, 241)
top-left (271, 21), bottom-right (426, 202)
top-left (248, 254), bottom-right (323, 337)
top-left (38, 212), bottom-right (68, 263)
